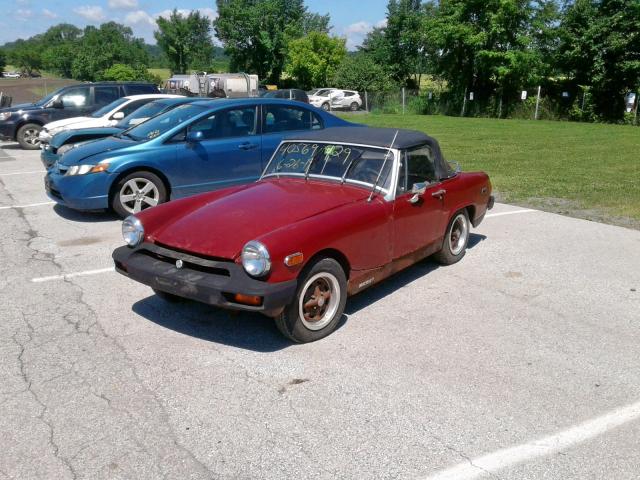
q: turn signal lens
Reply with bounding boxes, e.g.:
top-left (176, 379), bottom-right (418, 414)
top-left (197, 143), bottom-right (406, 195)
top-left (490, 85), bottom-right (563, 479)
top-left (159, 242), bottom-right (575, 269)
top-left (233, 293), bottom-right (263, 306)
top-left (90, 163), bottom-right (110, 173)
top-left (284, 252), bottom-right (304, 267)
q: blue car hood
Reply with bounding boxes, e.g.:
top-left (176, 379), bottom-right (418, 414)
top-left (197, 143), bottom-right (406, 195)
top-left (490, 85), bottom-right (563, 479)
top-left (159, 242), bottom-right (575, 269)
top-left (0, 103), bottom-right (38, 113)
top-left (50, 126), bottom-right (123, 149)
top-left (60, 136), bottom-right (137, 166)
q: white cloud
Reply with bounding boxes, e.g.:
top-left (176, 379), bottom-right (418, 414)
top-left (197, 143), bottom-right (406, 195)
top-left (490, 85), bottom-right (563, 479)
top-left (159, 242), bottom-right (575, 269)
top-left (74, 5), bottom-right (107, 22)
top-left (343, 19), bottom-right (386, 50)
top-left (124, 10), bottom-right (155, 27)
top-left (42, 8), bottom-right (58, 19)
top-left (16, 8), bottom-right (33, 20)
top-left (108, 0), bottom-right (138, 9)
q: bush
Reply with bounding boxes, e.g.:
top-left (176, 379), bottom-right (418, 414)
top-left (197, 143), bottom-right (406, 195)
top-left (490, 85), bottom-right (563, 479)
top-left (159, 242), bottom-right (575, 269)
top-left (100, 64), bottom-right (160, 84)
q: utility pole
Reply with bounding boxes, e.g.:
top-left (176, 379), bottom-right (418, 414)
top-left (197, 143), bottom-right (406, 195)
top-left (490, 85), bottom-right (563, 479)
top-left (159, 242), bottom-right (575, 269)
top-left (634, 92), bottom-right (639, 126)
top-left (461, 87), bottom-right (467, 117)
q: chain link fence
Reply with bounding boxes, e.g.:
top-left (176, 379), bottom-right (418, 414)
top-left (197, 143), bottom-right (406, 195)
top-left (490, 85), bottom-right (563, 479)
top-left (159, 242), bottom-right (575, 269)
top-left (347, 87), bottom-right (640, 125)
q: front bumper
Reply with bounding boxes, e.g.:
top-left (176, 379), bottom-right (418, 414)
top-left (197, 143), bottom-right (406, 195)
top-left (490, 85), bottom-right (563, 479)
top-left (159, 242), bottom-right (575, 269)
top-left (45, 169), bottom-right (112, 210)
top-left (0, 120), bottom-right (17, 141)
top-left (113, 243), bottom-right (297, 315)
top-left (38, 130), bottom-right (52, 144)
top-left (41, 145), bottom-right (59, 168)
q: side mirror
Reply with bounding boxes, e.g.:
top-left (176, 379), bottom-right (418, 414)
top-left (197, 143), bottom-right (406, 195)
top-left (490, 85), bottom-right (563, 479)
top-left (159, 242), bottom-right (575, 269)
top-left (409, 182), bottom-right (427, 204)
top-left (51, 99), bottom-right (63, 109)
top-left (186, 130), bottom-right (204, 143)
top-left (112, 111), bottom-right (125, 120)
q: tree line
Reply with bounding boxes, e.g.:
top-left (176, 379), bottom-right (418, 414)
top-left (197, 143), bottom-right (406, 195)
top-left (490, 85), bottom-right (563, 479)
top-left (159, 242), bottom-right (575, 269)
top-left (1, 0), bottom-right (638, 122)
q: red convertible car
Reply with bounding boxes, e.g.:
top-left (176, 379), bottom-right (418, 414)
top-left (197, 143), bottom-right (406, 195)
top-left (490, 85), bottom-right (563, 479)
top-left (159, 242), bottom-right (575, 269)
top-left (113, 127), bottom-right (493, 342)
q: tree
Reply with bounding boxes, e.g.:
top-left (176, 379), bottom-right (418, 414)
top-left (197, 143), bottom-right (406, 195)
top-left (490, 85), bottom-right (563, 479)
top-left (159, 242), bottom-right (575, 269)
top-left (559, 0), bottom-right (640, 121)
top-left (214, 0), bottom-right (329, 83)
top-left (384, 0), bottom-right (426, 85)
top-left (101, 63), bottom-right (159, 83)
top-left (8, 40), bottom-right (42, 75)
top-left (332, 53), bottom-right (397, 92)
top-left (71, 22), bottom-right (148, 81)
top-left (0, 49), bottom-right (5, 75)
top-left (40, 25), bottom-right (82, 78)
top-left (285, 32), bottom-right (346, 89)
top-left (154, 9), bottom-right (214, 74)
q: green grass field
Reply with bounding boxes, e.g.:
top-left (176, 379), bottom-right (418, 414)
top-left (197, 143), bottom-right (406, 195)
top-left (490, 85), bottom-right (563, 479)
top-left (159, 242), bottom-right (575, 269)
top-left (346, 114), bottom-right (640, 227)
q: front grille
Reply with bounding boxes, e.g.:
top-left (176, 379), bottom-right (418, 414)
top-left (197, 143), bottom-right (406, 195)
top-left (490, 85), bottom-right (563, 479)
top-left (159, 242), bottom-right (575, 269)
top-left (138, 248), bottom-right (231, 277)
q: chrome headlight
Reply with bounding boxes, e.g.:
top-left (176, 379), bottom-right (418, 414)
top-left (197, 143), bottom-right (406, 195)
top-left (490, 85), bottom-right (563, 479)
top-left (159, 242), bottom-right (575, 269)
top-left (57, 143), bottom-right (76, 156)
top-left (241, 241), bottom-right (271, 277)
top-left (65, 163), bottom-right (109, 176)
top-left (0, 112), bottom-right (11, 121)
top-left (122, 216), bottom-right (144, 247)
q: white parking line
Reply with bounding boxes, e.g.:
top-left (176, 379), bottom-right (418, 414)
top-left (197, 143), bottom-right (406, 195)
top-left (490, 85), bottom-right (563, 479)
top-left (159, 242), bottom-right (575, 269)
top-left (31, 267), bottom-right (115, 283)
top-left (0, 201), bottom-right (55, 210)
top-left (423, 400), bottom-right (640, 480)
top-left (0, 170), bottom-right (45, 176)
top-left (485, 209), bottom-right (535, 218)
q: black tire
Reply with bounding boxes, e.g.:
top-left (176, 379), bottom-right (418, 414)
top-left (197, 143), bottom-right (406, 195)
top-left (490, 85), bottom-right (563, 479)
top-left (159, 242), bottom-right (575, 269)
top-left (274, 258), bottom-right (347, 343)
top-left (433, 209), bottom-right (471, 265)
top-left (321, 102), bottom-right (330, 111)
top-left (350, 102), bottom-right (359, 111)
top-left (153, 289), bottom-right (183, 303)
top-left (17, 123), bottom-right (42, 150)
top-left (111, 171), bottom-right (167, 218)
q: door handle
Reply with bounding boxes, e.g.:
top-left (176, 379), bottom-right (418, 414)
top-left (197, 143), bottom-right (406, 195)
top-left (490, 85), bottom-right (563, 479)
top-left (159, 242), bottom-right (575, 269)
top-left (431, 189), bottom-right (446, 198)
top-left (239, 142), bottom-right (258, 150)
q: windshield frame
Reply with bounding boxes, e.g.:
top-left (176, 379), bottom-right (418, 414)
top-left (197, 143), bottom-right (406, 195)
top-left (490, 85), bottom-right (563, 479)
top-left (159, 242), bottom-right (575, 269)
top-left (260, 140), bottom-right (400, 201)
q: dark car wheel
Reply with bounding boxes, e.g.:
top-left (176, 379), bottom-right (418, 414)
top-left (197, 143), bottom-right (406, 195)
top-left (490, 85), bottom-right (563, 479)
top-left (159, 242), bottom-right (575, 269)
top-left (321, 102), bottom-right (330, 111)
top-left (111, 171), bottom-right (167, 218)
top-left (350, 102), bottom-right (359, 111)
top-left (153, 289), bottom-right (183, 303)
top-left (433, 209), bottom-right (470, 265)
top-left (275, 258), bottom-right (347, 343)
top-left (17, 123), bottom-right (42, 150)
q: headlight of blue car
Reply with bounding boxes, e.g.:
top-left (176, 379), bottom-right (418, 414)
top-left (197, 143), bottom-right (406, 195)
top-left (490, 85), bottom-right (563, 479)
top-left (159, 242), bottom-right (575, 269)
top-left (65, 163), bottom-right (110, 176)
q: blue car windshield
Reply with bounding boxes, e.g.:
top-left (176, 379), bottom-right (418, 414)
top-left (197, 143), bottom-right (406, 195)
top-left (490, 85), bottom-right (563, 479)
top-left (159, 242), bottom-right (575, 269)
top-left (124, 104), bottom-right (207, 141)
top-left (263, 141), bottom-right (394, 190)
top-left (91, 98), bottom-right (128, 118)
top-left (116, 101), bottom-right (168, 128)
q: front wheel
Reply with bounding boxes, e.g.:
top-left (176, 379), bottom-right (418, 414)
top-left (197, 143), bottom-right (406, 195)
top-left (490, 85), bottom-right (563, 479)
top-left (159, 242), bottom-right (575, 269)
top-left (17, 123), bottom-right (42, 150)
top-left (433, 209), bottom-right (470, 265)
top-left (111, 171), bottom-right (167, 218)
top-left (274, 258), bottom-right (347, 343)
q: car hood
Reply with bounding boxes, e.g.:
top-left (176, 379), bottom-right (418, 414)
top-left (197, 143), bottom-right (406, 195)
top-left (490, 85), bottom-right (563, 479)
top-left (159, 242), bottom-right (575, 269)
top-left (0, 103), bottom-right (39, 113)
top-left (45, 116), bottom-right (95, 131)
top-left (59, 136), bottom-right (136, 165)
top-left (148, 178), bottom-right (371, 260)
top-left (50, 126), bottom-right (123, 148)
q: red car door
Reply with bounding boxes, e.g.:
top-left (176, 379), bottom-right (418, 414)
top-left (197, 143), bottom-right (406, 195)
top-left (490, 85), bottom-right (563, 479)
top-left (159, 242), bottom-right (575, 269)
top-left (392, 146), bottom-right (449, 259)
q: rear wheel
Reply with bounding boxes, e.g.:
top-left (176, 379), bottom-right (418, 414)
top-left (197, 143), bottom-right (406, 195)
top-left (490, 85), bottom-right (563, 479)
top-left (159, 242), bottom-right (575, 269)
top-left (433, 209), bottom-right (470, 265)
top-left (274, 258), bottom-right (347, 343)
top-left (350, 102), bottom-right (359, 111)
top-left (111, 171), bottom-right (167, 218)
top-left (17, 123), bottom-right (42, 150)
top-left (321, 102), bottom-right (330, 111)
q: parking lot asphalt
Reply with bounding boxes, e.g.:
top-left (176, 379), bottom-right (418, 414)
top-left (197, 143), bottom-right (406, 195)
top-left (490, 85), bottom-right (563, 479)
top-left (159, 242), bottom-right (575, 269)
top-left (1, 141), bottom-right (639, 480)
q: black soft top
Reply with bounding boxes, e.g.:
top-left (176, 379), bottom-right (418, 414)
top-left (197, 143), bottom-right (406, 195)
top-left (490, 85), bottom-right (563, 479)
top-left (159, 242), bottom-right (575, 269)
top-left (287, 126), bottom-right (453, 180)
top-left (288, 126), bottom-right (435, 150)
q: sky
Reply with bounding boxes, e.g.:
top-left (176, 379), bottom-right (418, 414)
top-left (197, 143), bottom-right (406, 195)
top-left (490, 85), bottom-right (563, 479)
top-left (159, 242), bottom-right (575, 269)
top-left (1, 0), bottom-right (389, 50)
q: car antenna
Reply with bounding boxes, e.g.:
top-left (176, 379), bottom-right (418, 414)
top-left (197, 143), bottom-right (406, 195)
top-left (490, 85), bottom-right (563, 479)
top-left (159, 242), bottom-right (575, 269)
top-left (368, 130), bottom-right (398, 203)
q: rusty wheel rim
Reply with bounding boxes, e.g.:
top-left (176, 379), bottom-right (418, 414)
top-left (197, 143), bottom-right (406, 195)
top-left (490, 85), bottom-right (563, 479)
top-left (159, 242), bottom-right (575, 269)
top-left (299, 272), bottom-right (340, 331)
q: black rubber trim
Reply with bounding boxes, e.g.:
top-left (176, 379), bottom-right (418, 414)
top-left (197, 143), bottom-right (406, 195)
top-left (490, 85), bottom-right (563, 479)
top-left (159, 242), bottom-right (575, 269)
top-left (112, 243), bottom-right (297, 312)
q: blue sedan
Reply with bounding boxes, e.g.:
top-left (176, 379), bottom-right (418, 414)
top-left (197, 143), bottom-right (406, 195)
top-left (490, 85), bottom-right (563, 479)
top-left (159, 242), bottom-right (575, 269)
top-left (45, 98), bottom-right (353, 217)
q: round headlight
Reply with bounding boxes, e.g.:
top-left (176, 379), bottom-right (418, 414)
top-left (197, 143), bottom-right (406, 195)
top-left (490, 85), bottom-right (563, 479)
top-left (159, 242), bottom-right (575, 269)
top-left (122, 216), bottom-right (144, 247)
top-left (241, 241), bottom-right (271, 277)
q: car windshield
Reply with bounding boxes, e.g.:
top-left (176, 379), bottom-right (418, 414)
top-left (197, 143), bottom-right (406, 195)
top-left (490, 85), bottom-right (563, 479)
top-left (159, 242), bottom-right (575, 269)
top-left (263, 142), bottom-right (394, 191)
top-left (91, 98), bottom-right (129, 118)
top-left (35, 88), bottom-right (65, 106)
top-left (116, 100), bottom-right (169, 128)
top-left (124, 103), bottom-right (207, 141)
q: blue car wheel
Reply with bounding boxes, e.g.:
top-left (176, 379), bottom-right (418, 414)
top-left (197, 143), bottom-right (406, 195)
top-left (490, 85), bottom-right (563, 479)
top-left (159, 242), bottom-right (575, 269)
top-left (111, 171), bottom-right (168, 218)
